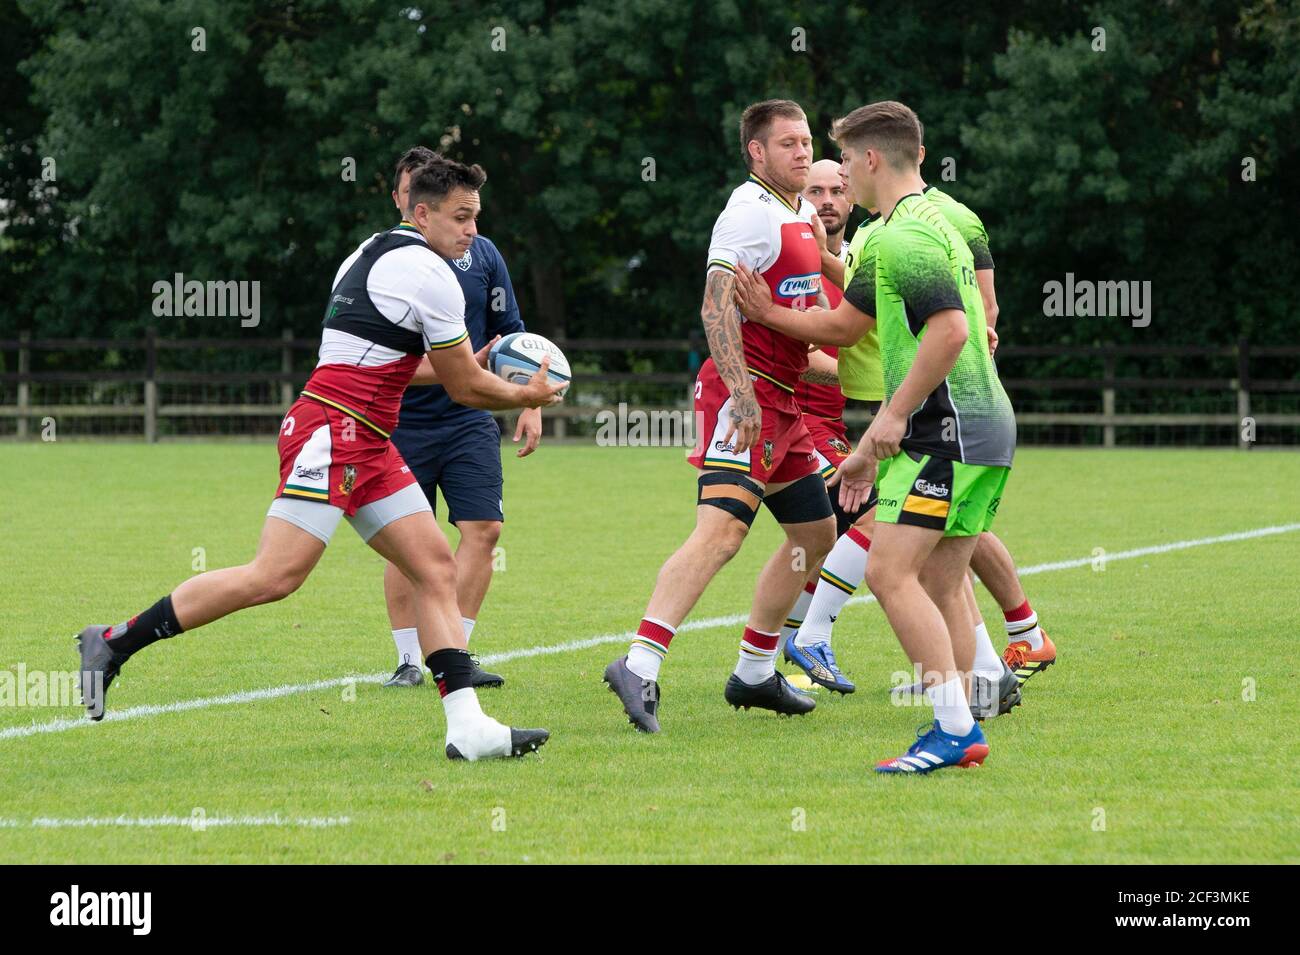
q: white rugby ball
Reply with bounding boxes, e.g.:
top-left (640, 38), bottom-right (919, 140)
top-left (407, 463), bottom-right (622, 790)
top-left (489, 332), bottom-right (571, 397)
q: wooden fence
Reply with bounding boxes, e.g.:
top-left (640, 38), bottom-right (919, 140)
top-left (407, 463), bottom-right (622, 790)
top-left (1, 333), bottom-right (1297, 447)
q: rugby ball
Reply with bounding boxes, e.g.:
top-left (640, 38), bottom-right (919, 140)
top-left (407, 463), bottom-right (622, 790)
top-left (489, 332), bottom-right (571, 397)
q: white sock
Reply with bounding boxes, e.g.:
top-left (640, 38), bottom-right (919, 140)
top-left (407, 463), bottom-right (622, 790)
top-left (441, 687), bottom-right (510, 761)
top-left (780, 583), bottom-right (817, 649)
top-left (734, 628), bottom-right (779, 685)
top-left (392, 627), bottom-right (422, 669)
top-left (461, 617), bottom-right (476, 644)
top-left (1004, 602), bottom-right (1043, 650)
top-left (627, 617), bottom-right (675, 682)
top-left (797, 528), bottom-right (870, 647)
top-left (926, 677), bottom-right (975, 736)
top-left (972, 621), bottom-right (1003, 679)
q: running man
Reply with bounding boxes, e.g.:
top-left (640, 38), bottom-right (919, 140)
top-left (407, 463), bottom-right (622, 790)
top-left (603, 99), bottom-right (837, 733)
top-left (381, 145), bottom-right (540, 690)
top-left (76, 156), bottom-right (564, 761)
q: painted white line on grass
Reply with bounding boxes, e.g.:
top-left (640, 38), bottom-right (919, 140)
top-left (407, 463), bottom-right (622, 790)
top-left (0, 814), bottom-right (349, 829)
top-left (3, 522), bottom-right (1296, 743)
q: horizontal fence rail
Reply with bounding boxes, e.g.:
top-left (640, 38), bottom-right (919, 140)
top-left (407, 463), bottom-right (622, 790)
top-left (1, 333), bottom-right (1297, 447)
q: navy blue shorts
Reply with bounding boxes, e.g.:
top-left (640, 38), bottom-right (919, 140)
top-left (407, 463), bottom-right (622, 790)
top-left (390, 415), bottom-right (504, 525)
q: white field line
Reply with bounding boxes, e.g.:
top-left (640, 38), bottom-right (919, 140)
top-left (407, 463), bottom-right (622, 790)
top-left (2, 522), bottom-right (1296, 744)
top-left (0, 814), bottom-right (349, 829)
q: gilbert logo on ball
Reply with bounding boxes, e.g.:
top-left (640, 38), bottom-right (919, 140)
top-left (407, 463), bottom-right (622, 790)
top-left (489, 332), bottom-right (572, 397)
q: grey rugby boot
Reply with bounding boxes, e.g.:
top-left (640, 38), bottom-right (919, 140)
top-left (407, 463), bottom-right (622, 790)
top-left (383, 656), bottom-right (425, 687)
top-left (75, 625), bottom-right (126, 721)
top-left (603, 655), bottom-right (661, 733)
top-left (970, 658), bottom-right (1023, 721)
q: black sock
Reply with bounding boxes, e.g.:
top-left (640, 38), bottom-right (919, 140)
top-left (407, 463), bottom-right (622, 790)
top-left (426, 648), bottom-right (474, 698)
top-left (105, 595), bottom-right (184, 657)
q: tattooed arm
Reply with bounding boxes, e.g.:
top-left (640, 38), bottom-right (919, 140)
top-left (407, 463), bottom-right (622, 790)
top-left (800, 347), bottom-right (839, 384)
top-left (700, 270), bottom-right (761, 455)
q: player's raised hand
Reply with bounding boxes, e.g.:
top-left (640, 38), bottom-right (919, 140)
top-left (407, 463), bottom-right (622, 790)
top-left (514, 406), bottom-right (542, 457)
top-left (520, 355), bottom-right (566, 408)
top-left (732, 264), bottom-right (774, 325)
top-left (721, 390), bottom-right (762, 456)
top-left (474, 334), bottom-right (502, 368)
top-left (829, 449), bottom-right (877, 512)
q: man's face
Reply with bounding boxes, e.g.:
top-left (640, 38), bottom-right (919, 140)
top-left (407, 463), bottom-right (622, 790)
top-left (751, 116), bottom-right (813, 193)
top-left (411, 186), bottom-right (480, 259)
top-left (392, 168), bottom-right (413, 217)
top-left (840, 144), bottom-right (877, 210)
top-left (802, 160), bottom-right (850, 235)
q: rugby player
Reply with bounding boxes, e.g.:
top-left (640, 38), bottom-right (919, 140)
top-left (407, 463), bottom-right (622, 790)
top-left (773, 158), bottom-right (869, 694)
top-left (734, 101), bottom-right (1017, 773)
top-left (75, 156), bottom-right (564, 761)
top-left (381, 146), bottom-right (540, 690)
top-left (787, 136), bottom-right (1052, 699)
top-left (603, 99), bottom-right (837, 733)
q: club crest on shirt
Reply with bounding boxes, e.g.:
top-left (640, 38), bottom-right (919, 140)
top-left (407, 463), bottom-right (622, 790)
top-left (339, 464), bottom-right (357, 495)
top-left (452, 249), bottom-right (473, 271)
top-left (829, 437), bottom-right (851, 456)
top-left (761, 440), bottom-right (774, 471)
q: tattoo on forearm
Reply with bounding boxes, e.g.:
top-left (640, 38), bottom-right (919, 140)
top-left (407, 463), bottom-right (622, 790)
top-left (800, 368), bottom-right (839, 384)
top-left (701, 271), bottom-right (755, 409)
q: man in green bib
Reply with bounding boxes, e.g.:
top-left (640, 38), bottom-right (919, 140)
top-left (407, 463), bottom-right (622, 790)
top-left (735, 101), bottom-right (1015, 774)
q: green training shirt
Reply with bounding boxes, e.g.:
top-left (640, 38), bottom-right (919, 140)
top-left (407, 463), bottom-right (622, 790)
top-left (842, 192), bottom-right (1015, 467)
top-left (835, 211), bottom-right (884, 401)
top-left (923, 185), bottom-right (994, 271)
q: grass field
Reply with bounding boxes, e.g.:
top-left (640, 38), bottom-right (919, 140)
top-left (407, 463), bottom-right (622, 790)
top-left (1, 442), bottom-right (1297, 864)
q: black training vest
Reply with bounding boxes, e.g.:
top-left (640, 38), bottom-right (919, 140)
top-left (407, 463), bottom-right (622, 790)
top-left (322, 228), bottom-right (428, 355)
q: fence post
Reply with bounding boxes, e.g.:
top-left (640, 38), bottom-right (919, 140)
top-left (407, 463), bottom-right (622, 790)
top-left (1102, 353), bottom-right (1116, 448)
top-left (16, 330), bottom-right (30, 439)
top-left (144, 328), bottom-right (158, 443)
top-left (280, 328), bottom-right (294, 409)
top-left (1236, 338), bottom-right (1251, 450)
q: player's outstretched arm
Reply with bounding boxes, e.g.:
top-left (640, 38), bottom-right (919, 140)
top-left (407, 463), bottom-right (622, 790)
top-left (733, 264), bottom-right (872, 347)
top-left (429, 340), bottom-right (563, 410)
top-left (700, 269), bottom-right (761, 454)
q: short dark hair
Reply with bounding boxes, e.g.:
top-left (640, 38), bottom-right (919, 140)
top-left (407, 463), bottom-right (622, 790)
top-left (406, 156), bottom-right (487, 216)
top-left (739, 99), bottom-right (807, 170)
top-left (831, 101), bottom-right (922, 171)
top-left (393, 145), bottom-right (437, 191)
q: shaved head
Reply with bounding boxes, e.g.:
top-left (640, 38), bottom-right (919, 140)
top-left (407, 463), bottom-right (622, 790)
top-left (802, 158), bottom-right (851, 240)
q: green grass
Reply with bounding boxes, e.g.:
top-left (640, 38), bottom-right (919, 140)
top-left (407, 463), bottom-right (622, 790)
top-left (1, 443), bottom-right (1297, 863)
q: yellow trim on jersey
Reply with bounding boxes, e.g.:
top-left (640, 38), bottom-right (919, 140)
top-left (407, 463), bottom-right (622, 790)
top-left (707, 259), bottom-right (736, 273)
top-left (299, 391), bottom-right (391, 439)
top-left (903, 495), bottom-right (951, 519)
top-left (747, 173), bottom-right (801, 215)
top-left (281, 488), bottom-right (331, 502)
top-left (747, 365), bottom-right (795, 394)
top-left (702, 458), bottom-right (751, 473)
top-left (426, 330), bottom-right (469, 350)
